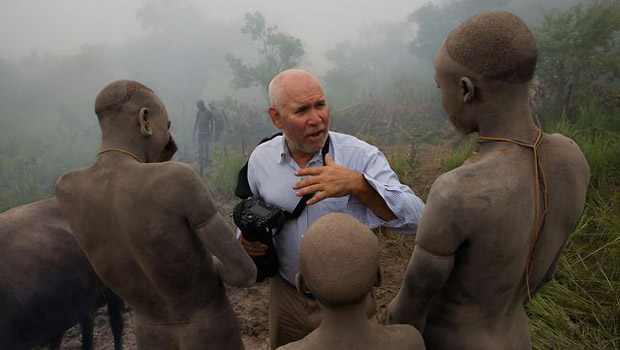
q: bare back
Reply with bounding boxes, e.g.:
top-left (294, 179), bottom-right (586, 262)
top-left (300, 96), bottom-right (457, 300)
top-left (278, 323), bottom-right (424, 350)
top-left (418, 133), bottom-right (589, 348)
top-left (56, 158), bottom-right (227, 321)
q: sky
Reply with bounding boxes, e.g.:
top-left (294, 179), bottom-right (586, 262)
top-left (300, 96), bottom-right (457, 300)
top-left (0, 0), bottom-right (429, 61)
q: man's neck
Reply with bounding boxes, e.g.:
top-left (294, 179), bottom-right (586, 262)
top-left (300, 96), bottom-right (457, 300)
top-left (318, 300), bottom-right (375, 332)
top-left (99, 140), bottom-right (146, 163)
top-left (476, 95), bottom-right (538, 142)
top-left (285, 140), bottom-right (320, 169)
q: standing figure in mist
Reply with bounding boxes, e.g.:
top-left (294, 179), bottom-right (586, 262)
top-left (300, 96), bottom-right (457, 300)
top-left (387, 11), bottom-right (590, 349)
top-left (193, 100), bottom-right (215, 169)
top-left (208, 101), bottom-right (229, 143)
top-left (277, 213), bottom-right (425, 350)
top-left (55, 80), bottom-right (256, 350)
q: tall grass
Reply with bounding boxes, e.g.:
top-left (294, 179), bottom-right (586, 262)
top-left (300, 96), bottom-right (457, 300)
top-left (205, 146), bottom-right (246, 202)
top-left (528, 103), bottom-right (620, 349)
top-left (441, 136), bottom-right (477, 172)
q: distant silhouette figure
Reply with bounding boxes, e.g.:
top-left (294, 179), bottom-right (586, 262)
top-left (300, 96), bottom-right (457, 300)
top-left (193, 100), bottom-right (215, 169)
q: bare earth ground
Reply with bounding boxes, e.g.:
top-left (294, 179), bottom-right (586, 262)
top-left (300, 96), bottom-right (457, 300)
top-left (32, 143), bottom-right (445, 350)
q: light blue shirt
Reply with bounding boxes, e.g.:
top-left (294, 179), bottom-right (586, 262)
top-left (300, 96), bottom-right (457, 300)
top-left (246, 131), bottom-right (424, 284)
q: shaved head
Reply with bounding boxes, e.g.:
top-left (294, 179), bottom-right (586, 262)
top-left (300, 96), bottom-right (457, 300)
top-left (445, 11), bottom-right (537, 83)
top-left (300, 213), bottom-right (380, 306)
top-left (94, 80), bottom-right (153, 117)
top-left (268, 69), bottom-right (323, 109)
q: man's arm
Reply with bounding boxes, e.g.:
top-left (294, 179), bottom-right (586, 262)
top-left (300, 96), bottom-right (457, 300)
top-left (387, 176), bottom-right (465, 330)
top-left (294, 154), bottom-right (396, 220)
top-left (387, 247), bottom-right (454, 331)
top-left (294, 151), bottom-right (424, 227)
top-left (177, 164), bottom-right (257, 287)
top-left (193, 212), bottom-right (257, 287)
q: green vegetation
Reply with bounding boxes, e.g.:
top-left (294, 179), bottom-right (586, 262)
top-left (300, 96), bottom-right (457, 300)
top-left (440, 136), bottom-right (477, 172)
top-left (226, 11), bottom-right (305, 97)
top-left (528, 103), bottom-right (620, 350)
top-left (205, 146), bottom-right (247, 202)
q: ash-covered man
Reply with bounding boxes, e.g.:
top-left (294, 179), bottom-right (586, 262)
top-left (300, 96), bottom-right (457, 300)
top-left (238, 68), bottom-right (425, 349)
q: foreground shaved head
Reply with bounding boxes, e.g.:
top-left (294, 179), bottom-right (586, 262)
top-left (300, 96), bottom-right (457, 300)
top-left (445, 11), bottom-right (537, 83)
top-left (300, 213), bottom-right (380, 306)
top-left (268, 69), bottom-right (322, 109)
top-left (94, 80), bottom-right (153, 116)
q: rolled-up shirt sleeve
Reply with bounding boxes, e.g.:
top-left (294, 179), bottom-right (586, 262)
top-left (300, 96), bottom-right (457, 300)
top-left (356, 148), bottom-right (425, 233)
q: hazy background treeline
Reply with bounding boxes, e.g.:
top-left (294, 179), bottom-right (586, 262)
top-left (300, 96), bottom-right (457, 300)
top-left (1, 0), bottom-right (619, 348)
top-left (0, 0), bottom-right (588, 210)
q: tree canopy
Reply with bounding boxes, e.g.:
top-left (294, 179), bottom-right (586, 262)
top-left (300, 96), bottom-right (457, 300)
top-left (226, 11), bottom-right (305, 97)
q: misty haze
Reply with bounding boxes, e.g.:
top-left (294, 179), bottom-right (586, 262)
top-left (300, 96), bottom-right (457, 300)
top-left (1, 0), bottom-right (618, 349)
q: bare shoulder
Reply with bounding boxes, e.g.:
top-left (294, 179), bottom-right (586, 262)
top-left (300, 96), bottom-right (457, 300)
top-left (426, 162), bottom-right (491, 214)
top-left (145, 161), bottom-right (203, 186)
top-left (543, 133), bottom-right (590, 178)
top-left (276, 340), bottom-right (304, 350)
top-left (55, 167), bottom-right (90, 200)
top-left (146, 161), bottom-right (218, 223)
top-left (384, 324), bottom-right (425, 349)
top-left (415, 157), bottom-right (493, 249)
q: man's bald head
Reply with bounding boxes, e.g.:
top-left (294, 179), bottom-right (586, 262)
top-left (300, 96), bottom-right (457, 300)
top-left (299, 213), bottom-right (380, 307)
top-left (445, 11), bottom-right (537, 83)
top-left (268, 69), bottom-right (323, 109)
top-left (94, 80), bottom-right (154, 117)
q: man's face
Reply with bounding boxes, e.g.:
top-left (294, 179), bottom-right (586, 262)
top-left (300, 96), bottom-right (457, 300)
top-left (434, 44), bottom-right (476, 135)
top-left (271, 75), bottom-right (329, 158)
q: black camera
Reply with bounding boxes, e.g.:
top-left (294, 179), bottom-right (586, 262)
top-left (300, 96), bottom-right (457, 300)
top-left (233, 197), bottom-right (286, 242)
top-left (233, 196), bottom-right (286, 282)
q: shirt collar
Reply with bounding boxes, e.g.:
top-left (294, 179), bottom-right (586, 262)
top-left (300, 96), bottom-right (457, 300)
top-left (277, 133), bottom-right (329, 166)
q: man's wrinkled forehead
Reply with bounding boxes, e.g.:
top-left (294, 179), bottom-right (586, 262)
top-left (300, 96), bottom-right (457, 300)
top-left (282, 76), bottom-right (324, 102)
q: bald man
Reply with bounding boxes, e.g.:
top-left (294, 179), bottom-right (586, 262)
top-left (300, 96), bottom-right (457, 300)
top-left (277, 213), bottom-right (425, 350)
top-left (237, 68), bottom-right (425, 349)
top-left (387, 11), bottom-right (590, 349)
top-left (55, 80), bottom-right (256, 350)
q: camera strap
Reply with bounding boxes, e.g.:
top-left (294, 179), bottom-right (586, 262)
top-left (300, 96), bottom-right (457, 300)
top-left (286, 136), bottom-right (330, 219)
top-left (234, 133), bottom-right (331, 219)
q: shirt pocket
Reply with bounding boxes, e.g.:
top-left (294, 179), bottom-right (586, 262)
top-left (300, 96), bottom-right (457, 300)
top-left (320, 196), bottom-right (349, 215)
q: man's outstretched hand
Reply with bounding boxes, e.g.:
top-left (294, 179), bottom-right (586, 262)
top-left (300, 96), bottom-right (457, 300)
top-left (293, 154), bottom-right (364, 205)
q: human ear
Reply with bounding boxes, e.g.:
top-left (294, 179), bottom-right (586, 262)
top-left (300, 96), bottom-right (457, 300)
top-left (295, 272), bottom-right (306, 295)
top-left (268, 106), bottom-right (283, 129)
top-left (460, 77), bottom-right (475, 103)
top-left (295, 272), bottom-right (315, 299)
top-left (375, 267), bottom-right (383, 287)
top-left (138, 107), bottom-right (152, 137)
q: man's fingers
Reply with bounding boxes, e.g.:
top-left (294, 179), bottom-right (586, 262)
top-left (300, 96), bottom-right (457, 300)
top-left (306, 191), bottom-right (328, 205)
top-left (295, 166), bottom-right (323, 177)
top-left (293, 176), bottom-right (321, 190)
top-left (296, 184), bottom-right (323, 197)
top-left (324, 153), bottom-right (333, 165)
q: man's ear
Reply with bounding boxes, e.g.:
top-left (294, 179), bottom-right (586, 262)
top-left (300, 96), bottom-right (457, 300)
top-left (268, 106), bottom-right (283, 129)
top-left (460, 77), bottom-right (475, 103)
top-left (295, 272), bottom-right (306, 295)
top-left (138, 107), bottom-right (152, 137)
top-left (295, 272), bottom-right (315, 300)
top-left (375, 267), bottom-right (383, 287)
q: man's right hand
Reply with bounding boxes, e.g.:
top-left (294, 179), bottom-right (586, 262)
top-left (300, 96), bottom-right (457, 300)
top-left (239, 235), bottom-right (268, 257)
